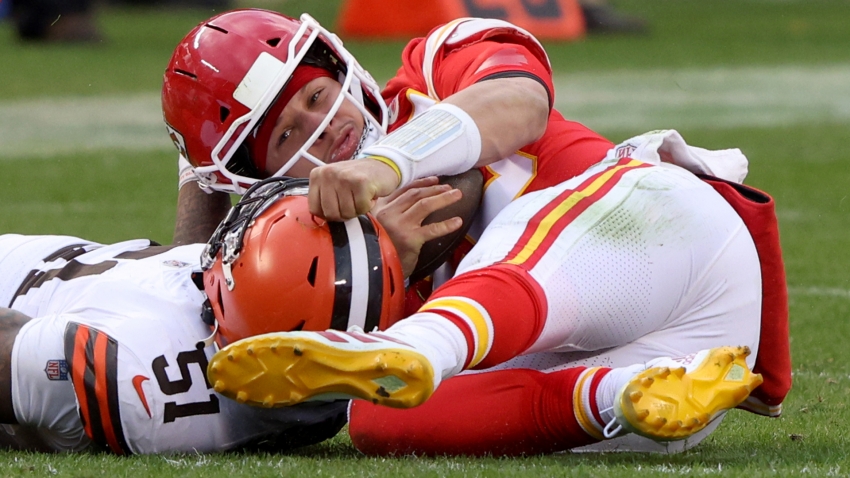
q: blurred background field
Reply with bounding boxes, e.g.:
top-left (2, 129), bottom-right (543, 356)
top-left (1, 0), bottom-right (850, 476)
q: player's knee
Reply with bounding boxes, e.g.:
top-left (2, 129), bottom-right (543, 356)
top-left (348, 402), bottom-right (408, 455)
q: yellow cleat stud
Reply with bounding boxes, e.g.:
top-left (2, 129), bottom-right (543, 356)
top-left (293, 347), bottom-right (303, 356)
top-left (247, 347), bottom-right (254, 356)
top-left (236, 391), bottom-right (248, 403)
top-left (657, 367), bottom-right (671, 379)
top-left (214, 380), bottom-right (225, 392)
top-left (227, 354), bottom-right (235, 362)
top-left (672, 367), bottom-right (686, 378)
top-left (637, 409), bottom-right (650, 421)
top-left (630, 391), bottom-right (643, 402)
top-left (641, 377), bottom-right (654, 387)
top-left (263, 396), bottom-right (274, 408)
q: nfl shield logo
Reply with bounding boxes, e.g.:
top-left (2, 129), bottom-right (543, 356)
top-left (44, 360), bottom-right (69, 381)
top-left (616, 144), bottom-right (636, 159)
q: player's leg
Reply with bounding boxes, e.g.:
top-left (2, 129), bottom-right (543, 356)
top-left (207, 262), bottom-right (548, 409)
top-left (349, 367), bottom-right (599, 456)
top-left (208, 163), bottom-right (761, 408)
top-left (348, 345), bottom-right (761, 456)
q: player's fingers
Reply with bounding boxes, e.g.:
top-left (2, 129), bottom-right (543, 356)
top-left (394, 184), bottom-right (454, 214)
top-left (308, 167), bottom-right (334, 219)
top-left (351, 185), bottom-right (377, 218)
top-left (320, 189), bottom-right (344, 222)
top-left (384, 177), bottom-right (440, 203)
top-left (341, 189), bottom-right (367, 220)
top-left (407, 188), bottom-right (462, 222)
top-left (418, 216), bottom-right (463, 242)
top-left (308, 183), bottom-right (326, 219)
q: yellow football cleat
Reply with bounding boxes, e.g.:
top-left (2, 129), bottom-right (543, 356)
top-left (207, 330), bottom-right (435, 409)
top-left (614, 345), bottom-right (764, 441)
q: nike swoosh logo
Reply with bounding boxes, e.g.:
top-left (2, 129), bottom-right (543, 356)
top-left (132, 375), bottom-right (152, 418)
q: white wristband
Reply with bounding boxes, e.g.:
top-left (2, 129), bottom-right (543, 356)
top-left (177, 154), bottom-right (199, 190)
top-left (357, 103), bottom-right (481, 188)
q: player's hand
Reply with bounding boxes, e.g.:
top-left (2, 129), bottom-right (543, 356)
top-left (370, 177), bottom-right (464, 278)
top-left (308, 158), bottom-right (400, 221)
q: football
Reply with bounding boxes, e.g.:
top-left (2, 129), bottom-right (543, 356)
top-left (408, 169), bottom-right (484, 283)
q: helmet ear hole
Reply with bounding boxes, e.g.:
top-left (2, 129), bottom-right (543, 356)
top-left (216, 285), bottom-right (225, 317)
top-left (307, 256), bottom-right (319, 286)
top-left (205, 23), bottom-right (228, 34)
top-left (174, 69), bottom-right (197, 80)
top-left (220, 106), bottom-right (230, 123)
top-left (266, 37), bottom-right (281, 47)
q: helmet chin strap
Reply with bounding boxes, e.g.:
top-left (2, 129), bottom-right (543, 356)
top-left (354, 117), bottom-right (381, 158)
top-left (196, 320), bottom-right (220, 351)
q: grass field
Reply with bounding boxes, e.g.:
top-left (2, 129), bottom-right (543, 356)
top-left (1, 0), bottom-right (850, 476)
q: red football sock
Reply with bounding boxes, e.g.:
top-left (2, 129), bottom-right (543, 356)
top-left (422, 263), bottom-right (547, 370)
top-left (349, 367), bottom-right (605, 456)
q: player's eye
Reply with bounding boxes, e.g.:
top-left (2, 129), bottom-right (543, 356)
top-left (277, 129), bottom-right (291, 147)
top-left (310, 89), bottom-right (322, 104)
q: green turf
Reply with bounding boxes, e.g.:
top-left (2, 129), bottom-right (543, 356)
top-left (1, 0), bottom-right (850, 475)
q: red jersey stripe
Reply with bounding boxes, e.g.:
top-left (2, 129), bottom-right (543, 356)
top-left (504, 159), bottom-right (650, 269)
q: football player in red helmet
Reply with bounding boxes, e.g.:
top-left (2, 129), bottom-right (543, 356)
top-left (207, 151), bottom-right (784, 455)
top-left (164, 9), bottom-right (607, 249)
top-left (162, 10), bottom-right (387, 195)
top-left (199, 177), bottom-right (405, 347)
top-left (163, 9), bottom-right (474, 277)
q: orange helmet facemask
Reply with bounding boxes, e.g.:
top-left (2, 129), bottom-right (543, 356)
top-left (200, 177), bottom-right (405, 347)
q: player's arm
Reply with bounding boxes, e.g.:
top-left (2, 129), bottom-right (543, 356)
top-left (0, 308), bottom-right (31, 424)
top-left (173, 183), bottom-right (232, 245)
top-left (441, 76), bottom-right (549, 168)
top-left (309, 39), bottom-right (550, 220)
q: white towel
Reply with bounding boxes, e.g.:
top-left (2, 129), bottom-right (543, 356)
top-left (604, 129), bottom-right (749, 184)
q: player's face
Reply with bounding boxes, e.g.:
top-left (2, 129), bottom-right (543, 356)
top-left (262, 77), bottom-right (366, 178)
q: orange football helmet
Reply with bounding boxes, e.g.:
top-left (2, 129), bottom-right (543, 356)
top-left (201, 177), bottom-right (405, 347)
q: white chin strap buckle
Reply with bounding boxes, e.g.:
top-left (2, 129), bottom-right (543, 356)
top-left (196, 320), bottom-right (220, 351)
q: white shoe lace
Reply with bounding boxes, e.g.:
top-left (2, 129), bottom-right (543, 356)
top-left (601, 406), bottom-right (623, 438)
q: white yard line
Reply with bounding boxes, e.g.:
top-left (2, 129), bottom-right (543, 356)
top-left (553, 64), bottom-right (850, 131)
top-left (1, 64), bottom-right (850, 159)
top-left (0, 93), bottom-right (169, 159)
top-left (788, 286), bottom-right (850, 299)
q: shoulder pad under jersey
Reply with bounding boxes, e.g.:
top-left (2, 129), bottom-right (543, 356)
top-left (421, 18), bottom-right (550, 99)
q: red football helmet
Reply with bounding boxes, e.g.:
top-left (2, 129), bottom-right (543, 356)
top-left (162, 9), bottom-right (387, 194)
top-left (201, 177), bottom-right (405, 347)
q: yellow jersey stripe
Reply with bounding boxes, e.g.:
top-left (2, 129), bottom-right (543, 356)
top-left (507, 160), bottom-right (645, 266)
top-left (420, 296), bottom-right (492, 367)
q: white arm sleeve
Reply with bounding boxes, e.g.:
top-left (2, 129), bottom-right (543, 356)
top-left (357, 103), bottom-right (482, 188)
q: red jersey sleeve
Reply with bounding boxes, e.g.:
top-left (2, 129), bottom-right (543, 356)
top-left (436, 40), bottom-right (553, 108)
top-left (383, 23), bottom-right (555, 110)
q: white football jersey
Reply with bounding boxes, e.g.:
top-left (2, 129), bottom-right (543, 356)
top-left (3, 234), bottom-right (345, 455)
